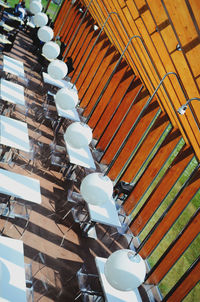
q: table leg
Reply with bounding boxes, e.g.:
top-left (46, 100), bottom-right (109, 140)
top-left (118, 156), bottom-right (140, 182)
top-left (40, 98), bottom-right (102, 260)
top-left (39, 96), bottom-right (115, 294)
top-left (63, 163), bottom-right (77, 179)
top-left (82, 221), bottom-right (97, 239)
top-left (54, 117), bottom-right (64, 134)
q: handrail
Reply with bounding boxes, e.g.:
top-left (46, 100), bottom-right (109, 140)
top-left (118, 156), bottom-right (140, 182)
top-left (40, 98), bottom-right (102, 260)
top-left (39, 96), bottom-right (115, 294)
top-left (63, 0), bottom-right (95, 59)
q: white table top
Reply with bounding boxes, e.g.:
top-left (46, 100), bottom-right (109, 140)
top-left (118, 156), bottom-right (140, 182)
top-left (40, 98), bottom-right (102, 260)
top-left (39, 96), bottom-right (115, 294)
top-left (54, 97), bottom-right (80, 122)
top-left (0, 34), bottom-right (11, 44)
top-left (0, 236), bottom-right (26, 302)
top-left (3, 55), bottom-right (25, 78)
top-left (68, 190), bottom-right (121, 228)
top-left (0, 21), bottom-right (14, 32)
top-left (88, 197), bottom-right (121, 227)
top-left (0, 168), bottom-right (42, 204)
top-left (0, 79), bottom-right (25, 106)
top-left (0, 116), bottom-right (30, 152)
top-left (26, 17), bottom-right (35, 28)
top-left (64, 140), bottom-right (96, 170)
top-left (4, 13), bottom-right (24, 25)
top-left (42, 72), bottom-right (77, 92)
top-left (95, 257), bottom-right (142, 302)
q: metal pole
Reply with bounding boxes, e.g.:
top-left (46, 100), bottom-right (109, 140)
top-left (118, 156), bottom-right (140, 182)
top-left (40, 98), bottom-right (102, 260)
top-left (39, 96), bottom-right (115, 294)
top-left (62, 0), bottom-right (96, 60)
top-left (85, 35), bottom-right (146, 123)
top-left (105, 88), bottom-right (155, 175)
top-left (72, 12), bottom-right (118, 89)
top-left (180, 98), bottom-right (200, 133)
top-left (56, 0), bottom-right (76, 38)
top-left (185, 97), bottom-right (200, 106)
top-left (136, 162), bottom-right (200, 254)
top-left (104, 71), bottom-right (189, 176)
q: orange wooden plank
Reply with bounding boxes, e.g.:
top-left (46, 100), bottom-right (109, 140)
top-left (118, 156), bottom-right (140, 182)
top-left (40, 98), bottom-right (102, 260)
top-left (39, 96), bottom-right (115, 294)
top-left (188, 0), bottom-right (200, 30)
top-left (126, 0), bottom-right (140, 19)
top-left (71, 31), bottom-right (107, 94)
top-left (146, 207), bottom-right (200, 285)
top-left (124, 128), bottom-right (182, 213)
top-left (66, 14), bottom-right (92, 59)
top-left (93, 68), bottom-right (135, 139)
top-left (121, 113), bottom-right (170, 183)
top-left (87, 61), bottom-right (129, 129)
top-left (164, 0), bottom-right (198, 46)
top-left (107, 99), bottom-right (160, 180)
top-left (82, 48), bottom-right (119, 116)
top-left (166, 259), bottom-right (200, 302)
top-left (63, 8), bottom-right (82, 44)
top-left (186, 44), bottom-right (200, 79)
top-left (78, 35), bottom-right (112, 105)
top-left (64, 15), bottom-right (93, 64)
top-left (130, 145), bottom-right (194, 236)
top-left (100, 90), bottom-right (151, 165)
top-left (54, 0), bottom-right (70, 36)
top-left (140, 165), bottom-right (200, 262)
top-left (96, 79), bottom-right (144, 152)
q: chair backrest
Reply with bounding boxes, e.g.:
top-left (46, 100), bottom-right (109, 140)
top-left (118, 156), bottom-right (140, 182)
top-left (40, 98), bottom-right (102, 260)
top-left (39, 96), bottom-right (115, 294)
top-left (81, 292), bottom-right (105, 302)
top-left (3, 42), bottom-right (13, 52)
top-left (32, 252), bottom-right (46, 277)
top-left (76, 265), bottom-right (104, 300)
top-left (3, 32), bottom-right (17, 52)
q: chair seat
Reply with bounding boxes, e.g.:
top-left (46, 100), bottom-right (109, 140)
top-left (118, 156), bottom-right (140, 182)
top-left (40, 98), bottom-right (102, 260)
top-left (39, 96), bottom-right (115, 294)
top-left (80, 292), bottom-right (105, 302)
top-left (25, 252), bottom-right (46, 286)
top-left (75, 265), bottom-right (104, 301)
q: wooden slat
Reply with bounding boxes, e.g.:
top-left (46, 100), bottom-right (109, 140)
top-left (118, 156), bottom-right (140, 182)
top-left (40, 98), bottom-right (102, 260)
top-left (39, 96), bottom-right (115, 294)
top-left (133, 0), bottom-right (147, 10)
top-left (63, 7), bottom-right (82, 44)
top-left (60, 3), bottom-right (78, 41)
top-left (99, 86), bottom-right (149, 162)
top-left (166, 259), bottom-right (200, 302)
top-left (164, 0), bottom-right (198, 46)
top-left (63, 15), bottom-right (94, 63)
top-left (146, 208), bottom-right (200, 285)
top-left (186, 44), bottom-right (200, 79)
top-left (124, 128), bottom-right (182, 213)
top-left (71, 30), bottom-right (107, 93)
top-left (87, 61), bottom-right (129, 129)
top-left (107, 99), bottom-right (160, 180)
top-left (66, 14), bottom-right (92, 59)
top-left (96, 79), bottom-right (144, 151)
top-left (70, 24), bottom-right (99, 87)
top-left (55, 0), bottom-right (200, 159)
top-left (54, 0), bottom-right (70, 36)
top-left (170, 51), bottom-right (200, 155)
top-left (188, 0), bottom-right (200, 30)
top-left (130, 145), bottom-right (194, 236)
top-left (134, 17), bottom-right (181, 127)
top-left (121, 113), bottom-right (170, 182)
top-left (78, 36), bottom-right (114, 106)
top-left (117, 0), bottom-right (126, 8)
top-left (82, 49), bottom-right (120, 116)
top-left (126, 0), bottom-right (140, 20)
top-left (93, 68), bottom-right (135, 139)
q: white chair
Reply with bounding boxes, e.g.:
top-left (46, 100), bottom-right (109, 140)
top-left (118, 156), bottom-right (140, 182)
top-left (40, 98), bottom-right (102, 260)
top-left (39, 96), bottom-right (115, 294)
top-left (26, 275), bottom-right (49, 302)
top-left (60, 204), bottom-right (89, 247)
top-left (75, 265), bottom-right (104, 301)
top-left (1, 198), bottom-right (32, 239)
top-left (25, 252), bottom-right (46, 286)
top-left (76, 292), bottom-right (105, 302)
top-left (26, 254), bottom-right (60, 301)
